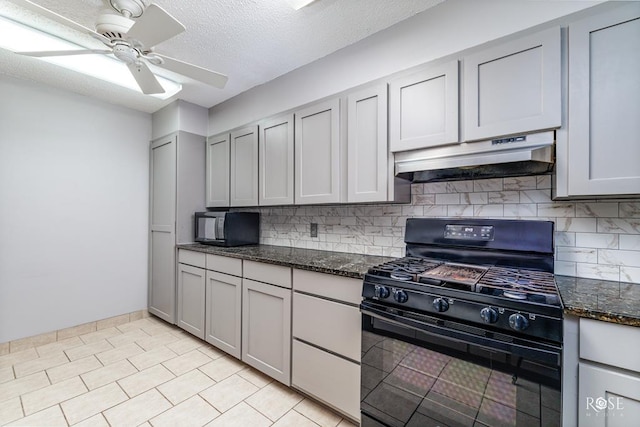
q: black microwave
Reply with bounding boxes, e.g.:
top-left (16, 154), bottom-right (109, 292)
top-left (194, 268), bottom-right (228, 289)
top-left (194, 212), bottom-right (260, 246)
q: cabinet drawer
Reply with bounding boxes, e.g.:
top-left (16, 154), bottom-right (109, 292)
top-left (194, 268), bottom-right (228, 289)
top-left (580, 318), bottom-right (640, 372)
top-left (178, 250), bottom-right (206, 268)
top-left (292, 339), bottom-right (360, 422)
top-left (244, 260), bottom-right (291, 289)
top-left (206, 254), bottom-right (242, 276)
top-left (293, 269), bottom-right (361, 305)
top-left (293, 293), bottom-right (360, 361)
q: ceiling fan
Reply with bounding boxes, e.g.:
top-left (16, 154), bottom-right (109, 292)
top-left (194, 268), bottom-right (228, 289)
top-left (11, 0), bottom-right (228, 94)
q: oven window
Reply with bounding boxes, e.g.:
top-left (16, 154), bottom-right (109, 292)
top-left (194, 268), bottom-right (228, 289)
top-left (361, 317), bottom-right (561, 427)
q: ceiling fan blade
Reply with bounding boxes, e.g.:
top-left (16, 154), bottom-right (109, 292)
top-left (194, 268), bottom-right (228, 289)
top-left (127, 61), bottom-right (165, 94)
top-left (17, 49), bottom-right (112, 57)
top-left (154, 54), bottom-right (228, 89)
top-left (126, 4), bottom-right (185, 48)
top-left (8, 0), bottom-right (112, 45)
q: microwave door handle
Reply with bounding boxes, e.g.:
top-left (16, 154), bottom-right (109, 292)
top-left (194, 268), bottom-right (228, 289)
top-left (216, 217), bottom-right (225, 240)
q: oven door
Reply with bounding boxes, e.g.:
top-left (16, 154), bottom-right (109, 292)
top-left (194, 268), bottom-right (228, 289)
top-left (361, 301), bottom-right (562, 427)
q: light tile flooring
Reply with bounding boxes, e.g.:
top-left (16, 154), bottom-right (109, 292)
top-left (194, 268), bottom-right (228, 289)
top-left (0, 316), bottom-right (356, 427)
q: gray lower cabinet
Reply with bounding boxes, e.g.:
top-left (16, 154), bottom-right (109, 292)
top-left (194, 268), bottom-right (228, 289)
top-left (205, 270), bottom-right (242, 359)
top-left (176, 263), bottom-right (206, 339)
top-left (291, 269), bottom-right (362, 422)
top-left (204, 254), bottom-right (242, 359)
top-left (242, 278), bottom-right (292, 386)
top-left (176, 250), bottom-right (207, 339)
top-left (577, 318), bottom-right (640, 426)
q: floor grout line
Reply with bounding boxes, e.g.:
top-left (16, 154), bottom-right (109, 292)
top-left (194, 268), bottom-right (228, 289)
top-left (1, 317), bottom-right (355, 427)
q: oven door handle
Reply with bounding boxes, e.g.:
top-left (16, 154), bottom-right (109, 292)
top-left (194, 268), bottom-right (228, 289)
top-left (361, 302), bottom-right (561, 366)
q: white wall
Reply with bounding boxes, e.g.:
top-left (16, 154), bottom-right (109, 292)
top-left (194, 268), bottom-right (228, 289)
top-left (0, 75), bottom-right (152, 343)
top-left (208, 0), bottom-right (602, 134)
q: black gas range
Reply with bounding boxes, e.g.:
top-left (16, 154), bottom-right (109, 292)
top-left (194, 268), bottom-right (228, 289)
top-left (363, 218), bottom-right (562, 344)
top-left (360, 218), bottom-right (563, 427)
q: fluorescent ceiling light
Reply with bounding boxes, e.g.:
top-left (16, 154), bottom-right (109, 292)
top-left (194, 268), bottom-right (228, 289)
top-left (0, 14), bottom-right (181, 99)
top-left (286, 0), bottom-right (318, 11)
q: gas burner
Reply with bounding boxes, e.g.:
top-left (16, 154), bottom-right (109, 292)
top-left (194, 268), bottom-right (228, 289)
top-left (390, 271), bottom-right (413, 281)
top-left (503, 290), bottom-right (528, 300)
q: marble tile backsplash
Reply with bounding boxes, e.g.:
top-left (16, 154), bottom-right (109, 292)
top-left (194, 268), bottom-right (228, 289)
top-left (235, 175), bottom-right (640, 284)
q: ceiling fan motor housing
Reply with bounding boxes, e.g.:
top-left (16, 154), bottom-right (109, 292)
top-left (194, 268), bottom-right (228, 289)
top-left (95, 13), bottom-right (134, 41)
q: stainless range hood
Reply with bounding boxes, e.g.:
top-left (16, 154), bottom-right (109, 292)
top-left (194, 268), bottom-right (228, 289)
top-left (394, 131), bottom-right (555, 182)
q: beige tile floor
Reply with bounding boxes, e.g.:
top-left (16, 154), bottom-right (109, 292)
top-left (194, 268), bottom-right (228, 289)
top-left (0, 316), bottom-right (357, 427)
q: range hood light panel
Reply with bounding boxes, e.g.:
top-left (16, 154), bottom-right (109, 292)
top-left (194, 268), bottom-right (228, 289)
top-left (0, 15), bottom-right (181, 100)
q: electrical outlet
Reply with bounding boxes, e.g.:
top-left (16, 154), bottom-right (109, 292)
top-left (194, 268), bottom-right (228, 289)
top-left (310, 223), bottom-right (318, 238)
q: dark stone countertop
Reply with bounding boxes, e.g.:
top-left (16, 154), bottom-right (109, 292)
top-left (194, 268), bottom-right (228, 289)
top-left (176, 243), bottom-right (395, 279)
top-left (177, 244), bottom-right (639, 327)
top-left (556, 276), bottom-right (640, 327)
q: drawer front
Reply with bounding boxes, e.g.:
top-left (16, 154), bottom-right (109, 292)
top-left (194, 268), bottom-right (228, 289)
top-left (293, 269), bottom-right (362, 305)
top-left (580, 318), bottom-right (640, 372)
top-left (293, 293), bottom-right (361, 361)
top-left (292, 339), bottom-right (360, 422)
top-left (244, 260), bottom-right (292, 288)
top-left (206, 254), bottom-right (242, 276)
top-left (178, 250), bottom-right (206, 268)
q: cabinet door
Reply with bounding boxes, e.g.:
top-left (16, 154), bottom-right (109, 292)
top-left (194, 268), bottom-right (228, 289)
top-left (347, 85), bottom-right (388, 203)
top-left (579, 363), bottom-right (640, 427)
top-left (230, 125), bottom-right (259, 206)
top-left (205, 270), bottom-right (242, 359)
top-left (293, 293), bottom-right (361, 361)
top-left (205, 133), bottom-right (230, 207)
top-left (149, 136), bottom-right (176, 323)
top-left (567, 4), bottom-right (640, 196)
top-left (292, 340), bottom-right (360, 421)
top-left (258, 114), bottom-right (294, 206)
top-left (295, 99), bottom-right (340, 204)
top-left (389, 60), bottom-right (459, 152)
top-left (242, 279), bottom-right (291, 385)
top-left (464, 27), bottom-right (561, 142)
top-left (176, 264), bottom-right (205, 339)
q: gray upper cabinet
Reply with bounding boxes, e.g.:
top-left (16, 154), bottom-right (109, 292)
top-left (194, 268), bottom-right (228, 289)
top-left (563, 3), bottom-right (640, 197)
top-left (259, 114), bottom-right (294, 206)
top-left (295, 99), bottom-right (341, 204)
top-left (230, 125), bottom-right (259, 206)
top-left (205, 133), bottom-right (230, 208)
top-left (149, 132), bottom-right (205, 324)
top-left (389, 60), bottom-right (459, 152)
top-left (463, 27), bottom-right (561, 142)
top-left (347, 85), bottom-right (389, 203)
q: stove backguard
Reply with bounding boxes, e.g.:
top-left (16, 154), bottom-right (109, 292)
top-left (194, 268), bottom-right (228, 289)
top-left (405, 218), bottom-right (555, 272)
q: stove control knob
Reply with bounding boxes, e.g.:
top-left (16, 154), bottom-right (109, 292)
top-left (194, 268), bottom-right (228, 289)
top-left (393, 289), bottom-right (408, 304)
top-left (509, 313), bottom-right (530, 331)
top-left (374, 285), bottom-right (390, 299)
top-left (432, 297), bottom-right (449, 312)
top-left (480, 307), bottom-right (499, 324)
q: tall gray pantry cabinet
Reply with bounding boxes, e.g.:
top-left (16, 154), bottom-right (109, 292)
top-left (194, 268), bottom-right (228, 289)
top-left (148, 131), bottom-right (205, 323)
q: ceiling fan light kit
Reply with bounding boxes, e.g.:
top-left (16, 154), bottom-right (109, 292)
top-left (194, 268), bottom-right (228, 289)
top-left (3, 0), bottom-right (228, 97)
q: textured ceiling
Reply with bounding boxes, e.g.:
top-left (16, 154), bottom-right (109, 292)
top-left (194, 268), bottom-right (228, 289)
top-left (0, 0), bottom-right (445, 113)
